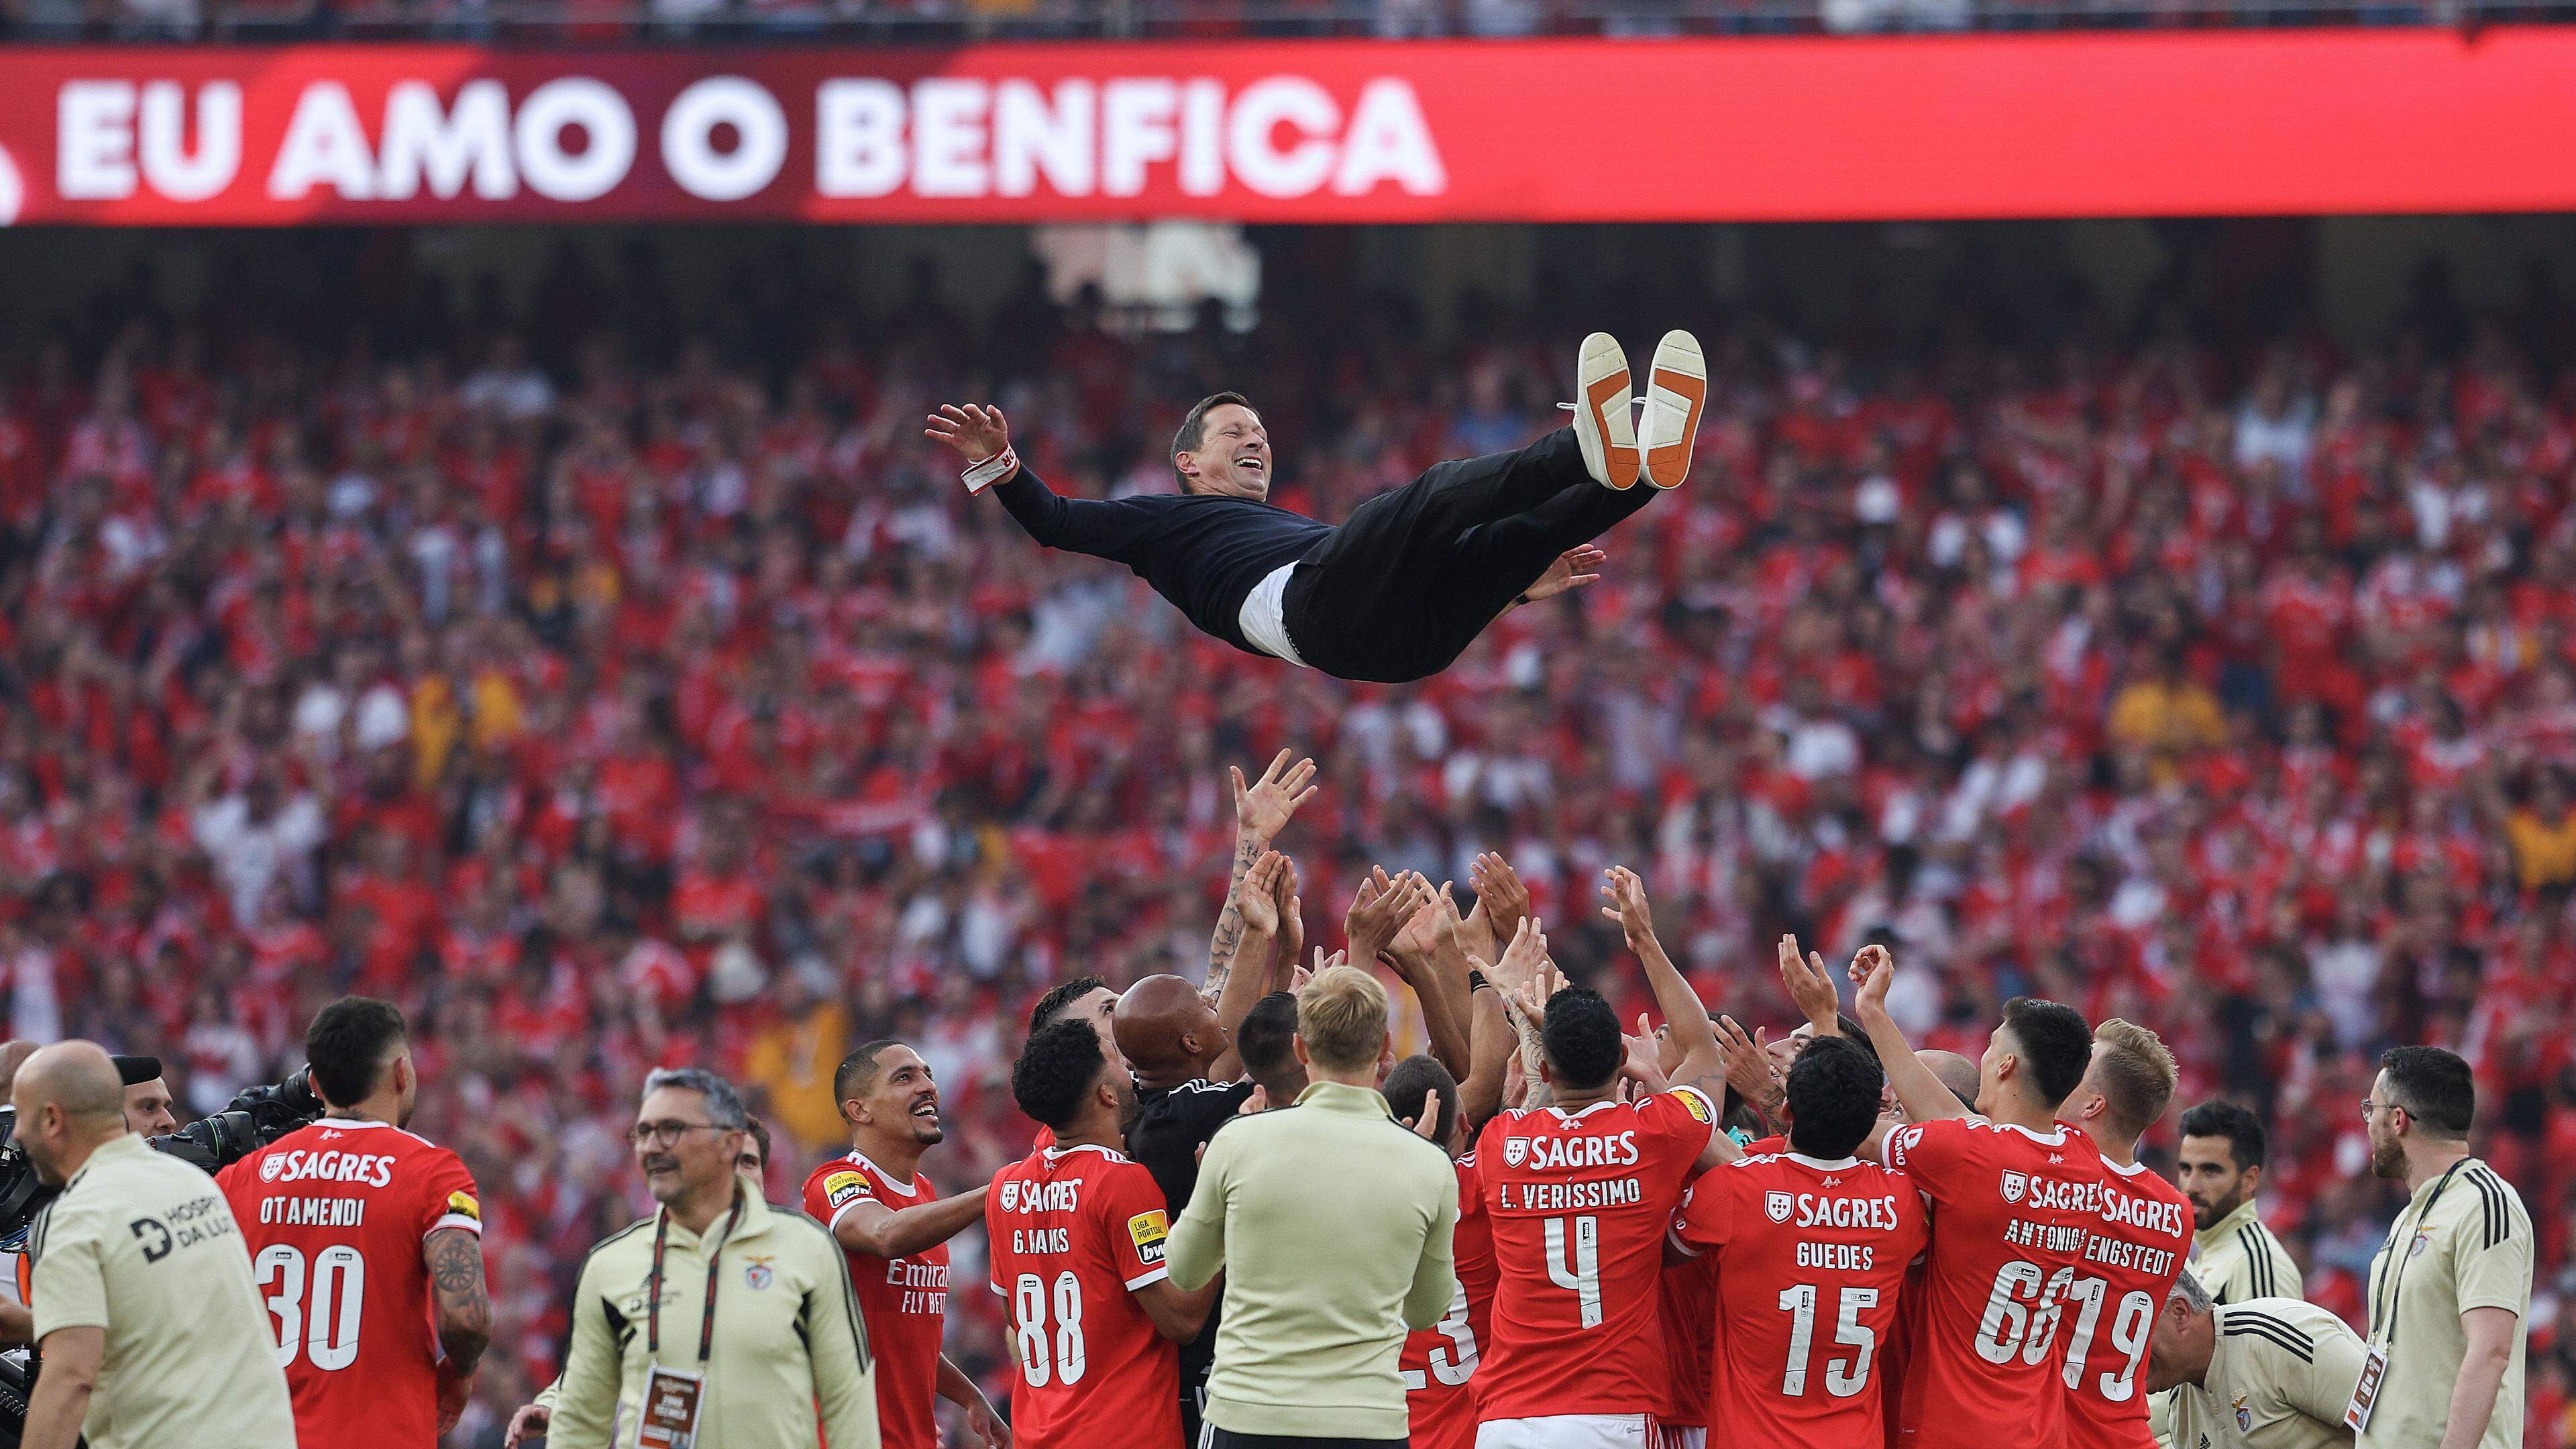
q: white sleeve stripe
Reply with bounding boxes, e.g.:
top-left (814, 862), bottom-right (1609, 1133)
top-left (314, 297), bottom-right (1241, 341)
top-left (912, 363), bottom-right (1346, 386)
top-left (1123, 1267), bottom-right (1171, 1291)
top-left (989, 1280), bottom-right (1006, 1296)
top-left (828, 1198), bottom-right (871, 1234)
top-left (1666, 1229), bottom-right (1700, 1258)
top-left (425, 1215), bottom-right (484, 1237)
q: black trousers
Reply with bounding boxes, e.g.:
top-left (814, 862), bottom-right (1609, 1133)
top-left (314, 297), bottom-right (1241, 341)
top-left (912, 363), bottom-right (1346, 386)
top-left (1206, 1430), bottom-right (1409, 1449)
top-left (1281, 427), bottom-right (1656, 684)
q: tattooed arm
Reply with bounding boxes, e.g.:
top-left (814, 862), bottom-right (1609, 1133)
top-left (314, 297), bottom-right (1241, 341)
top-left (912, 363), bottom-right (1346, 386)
top-left (1205, 749), bottom-right (1316, 1000)
top-left (425, 1227), bottom-right (492, 1373)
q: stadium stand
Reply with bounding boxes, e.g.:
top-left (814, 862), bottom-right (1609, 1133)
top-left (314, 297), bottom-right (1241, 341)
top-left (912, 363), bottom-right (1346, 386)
top-left (0, 242), bottom-right (2573, 1441)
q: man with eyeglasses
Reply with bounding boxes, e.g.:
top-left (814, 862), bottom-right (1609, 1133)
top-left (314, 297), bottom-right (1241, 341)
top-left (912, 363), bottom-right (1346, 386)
top-left (547, 1067), bottom-right (879, 1449)
top-left (2355, 1046), bottom-right (2530, 1449)
top-left (504, 1112), bottom-right (787, 1448)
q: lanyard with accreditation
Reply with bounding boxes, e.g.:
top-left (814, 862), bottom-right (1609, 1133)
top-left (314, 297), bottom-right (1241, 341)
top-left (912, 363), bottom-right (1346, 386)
top-left (2347, 1157), bottom-right (2469, 1434)
top-left (637, 1189), bottom-right (745, 1449)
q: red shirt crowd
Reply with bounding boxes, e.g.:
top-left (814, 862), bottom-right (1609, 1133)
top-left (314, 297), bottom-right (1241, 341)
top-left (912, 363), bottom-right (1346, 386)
top-left (3, 288), bottom-right (2575, 1442)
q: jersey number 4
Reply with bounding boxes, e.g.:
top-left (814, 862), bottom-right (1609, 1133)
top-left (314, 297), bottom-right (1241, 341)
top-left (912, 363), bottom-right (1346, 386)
top-left (253, 1244), bottom-right (366, 1372)
top-left (1012, 1271), bottom-right (1087, 1387)
top-left (1543, 1215), bottom-right (1602, 1328)
top-left (1776, 1283), bottom-right (1879, 1397)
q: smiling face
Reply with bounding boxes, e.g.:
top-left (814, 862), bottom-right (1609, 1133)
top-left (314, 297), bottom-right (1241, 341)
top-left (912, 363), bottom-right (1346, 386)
top-left (851, 1044), bottom-right (945, 1147)
top-left (1177, 403), bottom-right (1273, 500)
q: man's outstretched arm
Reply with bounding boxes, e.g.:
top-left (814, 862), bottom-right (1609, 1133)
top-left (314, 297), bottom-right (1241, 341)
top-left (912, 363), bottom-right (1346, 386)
top-left (1849, 944), bottom-right (1971, 1123)
top-left (927, 403), bottom-right (1158, 560)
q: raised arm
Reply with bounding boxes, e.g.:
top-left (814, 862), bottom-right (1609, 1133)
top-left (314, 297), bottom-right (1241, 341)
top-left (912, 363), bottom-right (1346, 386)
top-left (1601, 868), bottom-right (1723, 1099)
top-left (1205, 850), bottom-right (1288, 1083)
top-left (1206, 751), bottom-right (1318, 1000)
top-left (1849, 943), bottom-right (1971, 1123)
top-left (1386, 879), bottom-right (1474, 1079)
top-left (925, 402), bottom-right (1156, 558)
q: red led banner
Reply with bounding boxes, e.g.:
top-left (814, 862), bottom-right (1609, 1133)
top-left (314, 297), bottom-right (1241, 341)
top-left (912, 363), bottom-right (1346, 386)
top-left (0, 30), bottom-right (2567, 224)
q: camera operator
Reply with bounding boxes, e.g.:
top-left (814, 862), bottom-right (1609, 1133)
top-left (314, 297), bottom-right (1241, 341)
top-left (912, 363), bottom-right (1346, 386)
top-left (13, 1040), bottom-right (293, 1449)
top-left (113, 1059), bottom-right (175, 1139)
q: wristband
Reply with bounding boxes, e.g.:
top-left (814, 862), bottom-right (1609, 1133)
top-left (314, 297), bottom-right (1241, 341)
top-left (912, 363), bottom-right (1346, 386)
top-left (1467, 970), bottom-right (1491, 994)
top-left (961, 446), bottom-right (1019, 494)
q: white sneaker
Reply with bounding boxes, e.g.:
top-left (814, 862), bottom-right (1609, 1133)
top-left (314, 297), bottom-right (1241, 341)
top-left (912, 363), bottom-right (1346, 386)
top-left (1640, 329), bottom-right (1707, 490)
top-left (1570, 331), bottom-right (1640, 490)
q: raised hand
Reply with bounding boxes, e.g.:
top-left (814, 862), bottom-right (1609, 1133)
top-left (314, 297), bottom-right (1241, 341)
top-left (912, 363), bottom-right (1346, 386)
top-left (1507, 959), bottom-right (1568, 1029)
top-left (1715, 1014), bottom-right (1782, 1118)
top-left (1388, 878), bottom-right (1454, 967)
top-left (1236, 851), bottom-right (1285, 937)
top-left (1405, 1087), bottom-right (1443, 1140)
top-left (1346, 867), bottom-right (1432, 965)
top-left (1485, 916), bottom-right (1550, 999)
top-left (1777, 933), bottom-right (1843, 1030)
top-left (1599, 866), bottom-right (1656, 948)
top-left (1851, 943), bottom-right (1896, 1018)
top-left (1273, 853), bottom-right (1305, 969)
top-left (924, 402), bottom-right (1012, 463)
top-left (1469, 853), bottom-right (1532, 945)
top-left (1232, 749), bottom-right (1319, 843)
top-left (1522, 545), bottom-right (1607, 603)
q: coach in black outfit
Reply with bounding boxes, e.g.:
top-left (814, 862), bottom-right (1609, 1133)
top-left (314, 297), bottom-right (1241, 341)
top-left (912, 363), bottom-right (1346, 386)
top-left (926, 329), bottom-right (1705, 684)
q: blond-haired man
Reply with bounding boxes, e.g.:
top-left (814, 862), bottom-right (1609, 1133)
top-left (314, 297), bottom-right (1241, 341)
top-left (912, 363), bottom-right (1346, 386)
top-left (1166, 965), bottom-right (1458, 1449)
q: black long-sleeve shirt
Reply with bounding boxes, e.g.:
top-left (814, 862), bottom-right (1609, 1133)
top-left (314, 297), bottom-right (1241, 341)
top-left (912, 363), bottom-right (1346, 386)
top-left (992, 464), bottom-right (1330, 655)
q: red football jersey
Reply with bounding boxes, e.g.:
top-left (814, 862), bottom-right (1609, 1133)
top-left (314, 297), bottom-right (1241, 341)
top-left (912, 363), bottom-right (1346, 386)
top-left (1403, 1156), bottom-right (1499, 1449)
top-left (1882, 1118), bottom-right (2105, 1449)
top-left (1657, 1251), bottom-right (1717, 1430)
top-left (2059, 1152), bottom-right (2193, 1449)
top-left (800, 1152), bottom-right (952, 1449)
top-left (985, 1143), bottom-right (1182, 1449)
top-left (216, 1118), bottom-right (480, 1449)
top-left (1670, 1151), bottom-right (1929, 1448)
top-left (1472, 1087), bottom-right (1716, 1421)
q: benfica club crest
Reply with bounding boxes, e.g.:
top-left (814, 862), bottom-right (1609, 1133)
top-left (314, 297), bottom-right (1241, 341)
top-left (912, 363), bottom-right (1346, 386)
top-left (1503, 1138), bottom-right (1529, 1167)
top-left (1765, 1191), bottom-right (1794, 1224)
top-left (2000, 1171), bottom-right (2029, 1203)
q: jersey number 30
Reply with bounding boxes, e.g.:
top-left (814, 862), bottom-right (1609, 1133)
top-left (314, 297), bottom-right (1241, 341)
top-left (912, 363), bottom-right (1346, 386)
top-left (253, 1244), bottom-right (366, 1372)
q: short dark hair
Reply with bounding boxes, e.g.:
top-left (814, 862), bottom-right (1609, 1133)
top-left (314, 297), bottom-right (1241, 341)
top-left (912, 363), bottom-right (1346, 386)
top-left (1833, 1015), bottom-right (1878, 1066)
top-left (1013, 1020), bottom-right (1108, 1131)
top-left (1382, 1055), bottom-right (1460, 1147)
top-left (1030, 977), bottom-right (1108, 1036)
top-left (1541, 987), bottom-right (1624, 1092)
top-left (1236, 993), bottom-right (1301, 1084)
top-left (743, 1117), bottom-right (773, 1170)
top-left (2176, 1099), bottom-right (2267, 1171)
top-left (305, 997), bottom-right (407, 1108)
top-left (2000, 998), bottom-right (2094, 1108)
top-left (1171, 392), bottom-right (1254, 492)
top-left (2379, 1044), bottom-right (2475, 1138)
top-left (832, 1040), bottom-right (908, 1106)
top-left (1788, 1035), bottom-right (1884, 1161)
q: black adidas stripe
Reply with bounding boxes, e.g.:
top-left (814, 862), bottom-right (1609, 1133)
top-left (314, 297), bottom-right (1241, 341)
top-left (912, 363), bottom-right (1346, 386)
top-left (2468, 1168), bottom-right (2515, 1252)
top-left (2224, 1315), bottom-right (2317, 1362)
top-left (2237, 1224), bottom-right (2271, 1297)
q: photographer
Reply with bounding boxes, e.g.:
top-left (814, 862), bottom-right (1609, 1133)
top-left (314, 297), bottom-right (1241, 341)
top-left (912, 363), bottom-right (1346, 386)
top-left (14, 1040), bottom-right (293, 1449)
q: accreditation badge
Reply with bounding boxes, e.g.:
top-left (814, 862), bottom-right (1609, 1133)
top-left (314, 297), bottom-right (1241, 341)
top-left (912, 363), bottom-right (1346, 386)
top-left (2343, 1344), bottom-right (2387, 1433)
top-left (638, 1364), bottom-right (706, 1449)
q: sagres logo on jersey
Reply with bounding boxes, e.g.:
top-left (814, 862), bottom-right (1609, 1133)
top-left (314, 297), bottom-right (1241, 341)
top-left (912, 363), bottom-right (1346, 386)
top-left (1765, 1191), bottom-right (1794, 1224)
top-left (2000, 1170), bottom-right (2029, 1204)
top-left (1503, 1138), bottom-right (1529, 1167)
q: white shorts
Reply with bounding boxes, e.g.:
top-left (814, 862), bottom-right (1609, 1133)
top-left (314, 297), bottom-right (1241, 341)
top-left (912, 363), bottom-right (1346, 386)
top-left (1475, 1415), bottom-right (1654, 1449)
top-left (1657, 1430), bottom-right (1706, 1449)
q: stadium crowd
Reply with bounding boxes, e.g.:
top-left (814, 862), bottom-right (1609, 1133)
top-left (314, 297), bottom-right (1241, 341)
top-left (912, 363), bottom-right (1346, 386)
top-left (0, 252), bottom-right (2571, 1442)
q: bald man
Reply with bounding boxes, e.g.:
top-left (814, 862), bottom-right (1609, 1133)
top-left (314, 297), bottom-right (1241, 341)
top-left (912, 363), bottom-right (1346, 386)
top-left (1917, 1050), bottom-right (1981, 1112)
top-left (1118, 974), bottom-right (1258, 1445)
top-left (15, 1042), bottom-right (293, 1449)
